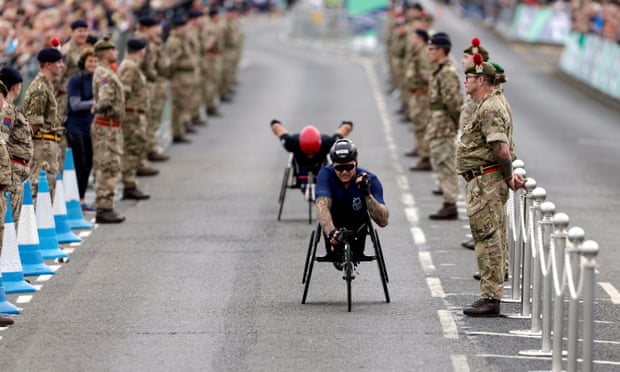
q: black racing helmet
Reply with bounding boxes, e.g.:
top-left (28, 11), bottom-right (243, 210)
top-left (330, 139), bottom-right (358, 163)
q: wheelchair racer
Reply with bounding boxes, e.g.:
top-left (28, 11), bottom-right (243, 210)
top-left (271, 119), bottom-right (353, 190)
top-left (315, 139), bottom-right (389, 269)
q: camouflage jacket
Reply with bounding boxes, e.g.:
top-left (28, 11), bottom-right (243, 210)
top-left (23, 72), bottom-right (62, 134)
top-left (92, 64), bottom-right (125, 120)
top-left (456, 90), bottom-right (513, 174)
top-left (137, 31), bottom-right (170, 82)
top-left (1, 102), bottom-right (33, 162)
top-left (0, 137), bottom-right (10, 189)
top-left (57, 40), bottom-right (82, 94)
top-left (118, 57), bottom-right (149, 111)
top-left (166, 31), bottom-right (199, 82)
top-left (403, 44), bottom-right (431, 92)
top-left (459, 95), bottom-right (477, 131)
top-left (427, 58), bottom-right (462, 139)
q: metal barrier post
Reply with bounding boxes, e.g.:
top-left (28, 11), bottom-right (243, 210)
top-left (519, 196), bottom-right (556, 357)
top-left (504, 162), bottom-right (527, 304)
top-left (580, 240), bottom-right (599, 372)
top-left (566, 227), bottom-right (585, 372)
top-left (551, 212), bottom-right (570, 371)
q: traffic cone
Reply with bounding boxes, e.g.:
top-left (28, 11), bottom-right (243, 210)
top-left (18, 180), bottom-right (54, 276)
top-left (54, 172), bottom-right (81, 243)
top-left (63, 148), bottom-right (93, 229)
top-left (0, 274), bottom-right (20, 314)
top-left (1, 193), bottom-right (36, 293)
top-left (36, 171), bottom-right (68, 260)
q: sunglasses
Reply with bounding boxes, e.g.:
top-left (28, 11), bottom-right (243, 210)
top-left (334, 163), bottom-right (355, 172)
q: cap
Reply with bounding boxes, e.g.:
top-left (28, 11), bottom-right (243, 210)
top-left (170, 16), bottom-right (187, 28)
top-left (429, 32), bottom-right (451, 48)
top-left (37, 48), bottom-right (63, 63)
top-left (86, 34), bottom-right (98, 46)
top-left (70, 19), bottom-right (88, 30)
top-left (94, 36), bottom-right (116, 52)
top-left (209, 7), bottom-right (220, 17)
top-left (0, 66), bottom-right (24, 89)
top-left (138, 16), bottom-right (159, 27)
top-left (463, 37), bottom-right (489, 61)
top-left (299, 126), bottom-right (322, 157)
top-left (414, 29), bottom-right (429, 43)
top-left (489, 61), bottom-right (504, 74)
top-left (126, 38), bottom-right (146, 51)
top-left (465, 53), bottom-right (496, 76)
top-left (188, 10), bottom-right (204, 19)
top-left (489, 61), bottom-right (507, 84)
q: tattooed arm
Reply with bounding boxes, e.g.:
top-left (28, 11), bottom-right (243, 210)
top-left (364, 194), bottom-right (389, 228)
top-left (316, 196), bottom-right (336, 236)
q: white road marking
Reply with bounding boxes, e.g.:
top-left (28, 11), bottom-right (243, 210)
top-left (36, 275), bottom-right (53, 282)
top-left (478, 353), bottom-right (620, 365)
top-left (451, 354), bottom-right (470, 372)
top-left (16, 295), bottom-right (33, 304)
top-left (598, 282), bottom-right (620, 304)
top-left (79, 230), bottom-right (92, 238)
top-left (404, 207), bottom-right (418, 224)
top-left (427, 277), bottom-right (446, 298)
top-left (63, 247), bottom-right (75, 255)
top-left (438, 310), bottom-right (459, 339)
top-left (396, 175), bottom-right (409, 191)
top-left (401, 193), bottom-right (415, 207)
top-left (411, 227), bottom-right (426, 245)
top-left (419, 251), bottom-right (435, 272)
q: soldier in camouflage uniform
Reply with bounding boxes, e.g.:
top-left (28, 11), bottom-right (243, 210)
top-left (457, 57), bottom-right (524, 317)
top-left (423, 33), bottom-right (462, 220)
top-left (204, 7), bottom-right (224, 117)
top-left (23, 47), bottom-right (65, 200)
top-left (92, 37), bottom-right (126, 224)
top-left (0, 82), bottom-right (12, 247)
top-left (187, 10), bottom-right (208, 127)
top-left (388, 18), bottom-right (409, 115)
top-left (403, 29), bottom-right (432, 170)
top-left (0, 67), bottom-right (33, 225)
top-left (221, 5), bottom-right (243, 102)
top-left (56, 20), bottom-right (90, 168)
top-left (166, 17), bottom-right (197, 144)
top-left (136, 16), bottom-right (170, 164)
top-left (118, 38), bottom-right (151, 202)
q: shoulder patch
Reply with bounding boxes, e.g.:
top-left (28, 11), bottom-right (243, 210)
top-left (3, 117), bottom-right (11, 127)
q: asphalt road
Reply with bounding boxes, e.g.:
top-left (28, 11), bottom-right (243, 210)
top-left (0, 6), bottom-right (618, 372)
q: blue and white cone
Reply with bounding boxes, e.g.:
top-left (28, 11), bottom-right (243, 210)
top-left (36, 171), bottom-right (68, 260)
top-left (1, 193), bottom-right (36, 293)
top-left (18, 180), bottom-right (54, 276)
top-left (54, 172), bottom-right (81, 243)
top-left (63, 148), bottom-right (93, 229)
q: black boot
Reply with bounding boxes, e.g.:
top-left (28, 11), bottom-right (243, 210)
top-left (463, 298), bottom-right (500, 317)
top-left (461, 238), bottom-right (474, 250)
top-left (123, 187), bottom-right (150, 200)
top-left (409, 157), bottom-right (432, 171)
top-left (429, 203), bottom-right (458, 220)
top-left (0, 315), bottom-right (14, 326)
top-left (96, 208), bottom-right (125, 224)
top-left (137, 167), bottom-right (159, 177)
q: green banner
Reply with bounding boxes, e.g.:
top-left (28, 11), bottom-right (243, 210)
top-left (346, 0), bottom-right (388, 16)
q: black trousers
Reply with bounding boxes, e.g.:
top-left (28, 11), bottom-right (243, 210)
top-left (66, 132), bottom-right (93, 200)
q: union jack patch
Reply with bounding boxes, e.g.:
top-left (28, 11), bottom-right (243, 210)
top-left (3, 117), bottom-right (11, 127)
top-left (101, 79), bottom-right (109, 85)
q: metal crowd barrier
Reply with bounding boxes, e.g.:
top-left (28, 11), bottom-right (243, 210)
top-left (503, 160), bottom-right (599, 372)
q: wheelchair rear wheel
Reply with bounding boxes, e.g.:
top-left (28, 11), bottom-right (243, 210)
top-left (301, 226), bottom-right (320, 304)
top-left (277, 166), bottom-right (291, 221)
top-left (371, 227), bottom-right (390, 303)
top-left (302, 230), bottom-right (315, 284)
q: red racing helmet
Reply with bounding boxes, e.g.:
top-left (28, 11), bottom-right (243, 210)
top-left (299, 125), bottom-right (322, 157)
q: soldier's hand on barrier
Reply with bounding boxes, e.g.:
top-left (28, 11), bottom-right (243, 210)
top-left (357, 172), bottom-right (370, 196)
top-left (270, 119), bottom-right (281, 127)
top-left (507, 173), bottom-right (525, 191)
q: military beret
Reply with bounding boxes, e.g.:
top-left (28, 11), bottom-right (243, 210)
top-left (489, 61), bottom-right (504, 74)
top-left (126, 38), bottom-right (146, 51)
top-left (463, 37), bottom-right (489, 61)
top-left (209, 7), bottom-right (220, 17)
top-left (226, 4), bottom-right (238, 12)
top-left (465, 54), bottom-right (497, 77)
top-left (138, 16), bottom-right (159, 27)
top-left (414, 29), bottom-right (429, 43)
top-left (188, 10), bottom-right (204, 19)
top-left (37, 48), bottom-right (63, 63)
top-left (169, 16), bottom-right (187, 28)
top-left (0, 66), bottom-right (24, 85)
top-left (94, 36), bottom-right (116, 52)
top-left (429, 32), bottom-right (451, 48)
top-left (70, 19), bottom-right (88, 30)
top-left (0, 81), bottom-right (7, 97)
top-left (86, 34), bottom-right (98, 46)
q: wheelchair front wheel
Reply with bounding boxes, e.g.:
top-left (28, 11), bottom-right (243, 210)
top-left (277, 166), bottom-right (291, 221)
top-left (344, 242), bottom-right (353, 312)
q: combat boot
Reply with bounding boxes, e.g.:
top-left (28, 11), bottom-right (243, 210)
top-left (409, 157), bottom-right (432, 171)
top-left (122, 187), bottom-right (150, 200)
top-left (404, 148), bottom-right (419, 157)
top-left (461, 238), bottom-right (474, 250)
top-left (206, 107), bottom-right (221, 117)
top-left (96, 208), bottom-right (125, 224)
top-left (148, 152), bottom-right (169, 162)
top-left (473, 272), bottom-right (509, 281)
top-left (137, 167), bottom-right (159, 177)
top-left (173, 136), bottom-right (191, 144)
top-left (432, 187), bottom-right (444, 196)
top-left (463, 298), bottom-right (500, 317)
top-left (429, 203), bottom-right (458, 220)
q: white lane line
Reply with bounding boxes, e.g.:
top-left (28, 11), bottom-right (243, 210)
top-left (598, 282), bottom-right (620, 304)
top-left (401, 193), bottom-right (415, 207)
top-left (16, 295), bottom-right (32, 304)
top-left (49, 265), bottom-right (60, 272)
top-left (404, 207), bottom-right (418, 224)
top-left (419, 251), bottom-right (435, 272)
top-left (63, 247), bottom-right (75, 255)
top-left (32, 284), bottom-right (42, 291)
top-left (396, 175), bottom-right (409, 191)
top-left (36, 275), bottom-right (53, 282)
top-left (427, 277), bottom-right (446, 298)
top-left (438, 310), bottom-right (459, 339)
top-left (79, 230), bottom-right (92, 238)
top-left (411, 227), bottom-right (426, 245)
top-left (451, 355), bottom-right (470, 372)
top-left (478, 353), bottom-right (620, 365)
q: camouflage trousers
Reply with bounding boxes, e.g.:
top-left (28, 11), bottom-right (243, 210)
top-left (171, 78), bottom-right (194, 138)
top-left (466, 171), bottom-right (509, 300)
top-left (31, 139), bottom-right (60, 201)
top-left (92, 124), bottom-right (123, 210)
top-left (205, 55), bottom-right (222, 111)
top-left (429, 137), bottom-right (458, 204)
top-left (221, 51), bottom-right (237, 97)
top-left (146, 81), bottom-right (168, 155)
top-left (0, 194), bottom-right (5, 255)
top-left (122, 112), bottom-right (148, 189)
top-left (8, 161), bottom-right (30, 227)
top-left (408, 93), bottom-right (431, 158)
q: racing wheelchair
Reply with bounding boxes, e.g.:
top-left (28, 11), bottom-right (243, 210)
top-left (301, 216), bottom-right (390, 312)
top-left (277, 153), bottom-right (325, 224)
